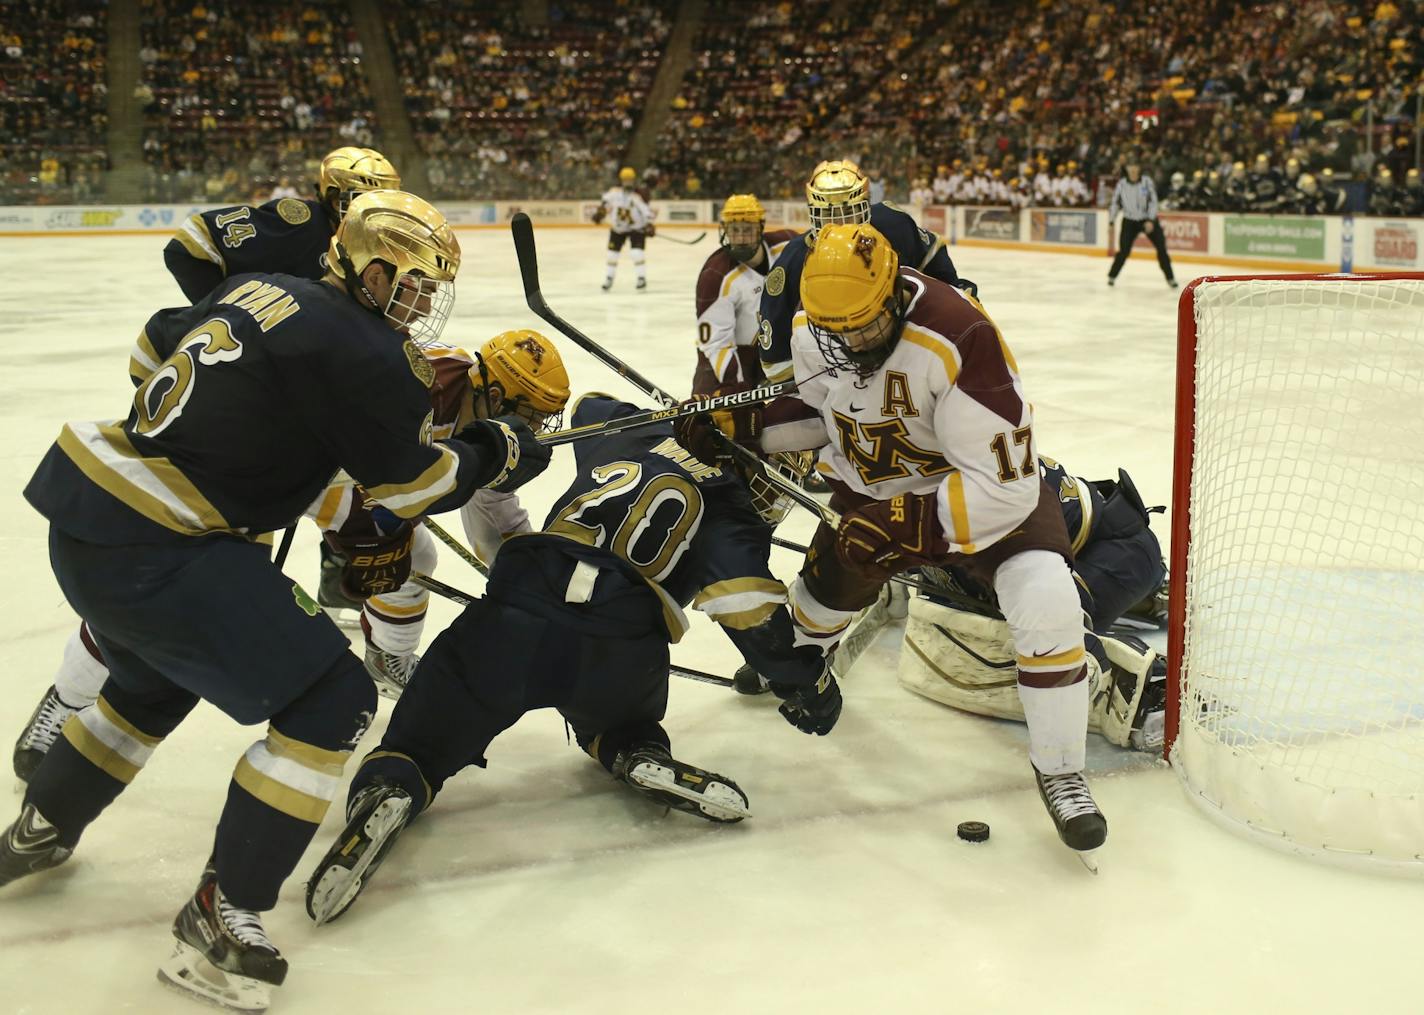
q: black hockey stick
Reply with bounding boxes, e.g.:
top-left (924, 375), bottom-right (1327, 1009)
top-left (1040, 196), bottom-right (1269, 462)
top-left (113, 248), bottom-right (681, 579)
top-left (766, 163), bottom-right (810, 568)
top-left (512, 212), bottom-right (679, 407)
top-left (425, 518), bottom-right (489, 577)
top-left (538, 380), bottom-right (796, 446)
top-left (651, 231), bottom-right (708, 246)
top-left (411, 572), bottom-right (733, 688)
top-left (273, 524), bottom-right (297, 568)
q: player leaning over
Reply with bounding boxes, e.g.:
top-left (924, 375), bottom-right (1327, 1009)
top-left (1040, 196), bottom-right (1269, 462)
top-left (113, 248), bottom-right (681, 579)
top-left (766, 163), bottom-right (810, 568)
top-left (756, 158), bottom-right (972, 385)
top-left (690, 194), bottom-right (799, 396)
top-left (0, 193), bottom-right (551, 1010)
top-left (165, 145), bottom-right (401, 302)
top-left (751, 223), bottom-right (1106, 862)
top-left (303, 394), bottom-right (839, 925)
top-left (319, 330), bottom-right (570, 696)
top-left (10, 147), bottom-right (404, 783)
top-left (593, 166), bottom-right (655, 291)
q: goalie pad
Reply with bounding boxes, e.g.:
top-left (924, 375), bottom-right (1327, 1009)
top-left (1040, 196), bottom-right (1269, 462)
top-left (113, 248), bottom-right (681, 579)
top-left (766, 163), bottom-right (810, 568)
top-left (897, 595), bottom-right (1165, 749)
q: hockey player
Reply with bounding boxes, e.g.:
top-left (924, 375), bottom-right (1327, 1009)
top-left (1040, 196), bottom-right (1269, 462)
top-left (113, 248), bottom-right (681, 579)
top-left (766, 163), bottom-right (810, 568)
top-left (746, 223), bottom-right (1107, 861)
top-left (0, 192), bottom-right (551, 1010)
top-left (757, 159), bottom-right (970, 387)
top-left (593, 166), bottom-right (655, 291)
top-left (303, 394), bottom-right (840, 925)
top-left (898, 458), bottom-right (1169, 752)
top-left (164, 145), bottom-right (400, 302)
top-left (691, 193), bottom-right (798, 396)
top-left (322, 330), bottom-right (570, 697)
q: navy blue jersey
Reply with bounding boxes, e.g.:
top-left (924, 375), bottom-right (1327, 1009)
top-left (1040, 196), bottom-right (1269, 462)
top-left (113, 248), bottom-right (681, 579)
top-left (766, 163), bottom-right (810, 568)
top-left (164, 196), bottom-right (333, 303)
top-left (1039, 455), bottom-right (1104, 556)
top-left (500, 395), bottom-right (823, 686)
top-left (25, 273), bottom-right (486, 545)
top-left (757, 202), bottom-right (959, 381)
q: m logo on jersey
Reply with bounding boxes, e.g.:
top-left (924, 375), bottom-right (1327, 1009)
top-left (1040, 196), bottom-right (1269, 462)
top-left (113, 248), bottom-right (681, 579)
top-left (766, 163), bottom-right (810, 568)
top-left (831, 411), bottom-right (953, 485)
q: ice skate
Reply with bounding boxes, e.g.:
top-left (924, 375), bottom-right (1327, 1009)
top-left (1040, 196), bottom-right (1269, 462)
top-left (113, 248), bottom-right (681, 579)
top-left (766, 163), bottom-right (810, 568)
top-left (0, 801), bottom-right (72, 887)
top-left (1034, 765), bottom-right (1107, 872)
top-left (157, 865), bottom-right (287, 1012)
top-left (601, 279), bottom-right (613, 291)
top-left (363, 642), bottom-right (419, 700)
top-left (614, 743), bottom-right (749, 823)
top-left (636, 277), bottom-right (647, 290)
top-left (305, 781), bottom-right (412, 925)
top-left (732, 664), bottom-right (770, 695)
top-left (13, 684), bottom-right (80, 783)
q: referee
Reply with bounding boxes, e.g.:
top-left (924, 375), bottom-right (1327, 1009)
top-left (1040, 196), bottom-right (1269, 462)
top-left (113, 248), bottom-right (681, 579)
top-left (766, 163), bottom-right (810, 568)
top-left (1107, 159), bottom-right (1177, 288)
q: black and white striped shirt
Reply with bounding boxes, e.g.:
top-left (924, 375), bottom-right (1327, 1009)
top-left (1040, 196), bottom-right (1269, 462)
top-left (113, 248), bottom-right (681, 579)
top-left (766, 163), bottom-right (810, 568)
top-left (1109, 176), bottom-right (1158, 222)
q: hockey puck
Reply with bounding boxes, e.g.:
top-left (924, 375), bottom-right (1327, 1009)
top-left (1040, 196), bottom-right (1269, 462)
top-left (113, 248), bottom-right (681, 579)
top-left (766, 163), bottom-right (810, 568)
top-left (956, 821), bottom-right (990, 843)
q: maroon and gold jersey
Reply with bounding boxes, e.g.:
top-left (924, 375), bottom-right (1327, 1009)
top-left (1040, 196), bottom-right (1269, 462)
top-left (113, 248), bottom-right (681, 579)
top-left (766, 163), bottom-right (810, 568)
top-left (691, 229), bottom-right (798, 394)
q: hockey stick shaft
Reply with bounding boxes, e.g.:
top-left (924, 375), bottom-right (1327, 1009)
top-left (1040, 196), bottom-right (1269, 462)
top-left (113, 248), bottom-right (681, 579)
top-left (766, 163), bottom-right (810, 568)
top-left (425, 518), bottom-right (489, 577)
top-left (273, 524), bottom-right (297, 568)
top-left (411, 573), bottom-right (732, 687)
top-left (537, 380), bottom-right (797, 446)
top-left (512, 212), bottom-right (679, 407)
top-left (651, 231), bottom-right (707, 246)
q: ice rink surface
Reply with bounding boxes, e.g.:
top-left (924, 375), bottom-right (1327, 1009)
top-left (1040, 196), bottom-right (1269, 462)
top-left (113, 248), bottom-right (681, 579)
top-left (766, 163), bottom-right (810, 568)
top-left (0, 228), bottom-right (1417, 1014)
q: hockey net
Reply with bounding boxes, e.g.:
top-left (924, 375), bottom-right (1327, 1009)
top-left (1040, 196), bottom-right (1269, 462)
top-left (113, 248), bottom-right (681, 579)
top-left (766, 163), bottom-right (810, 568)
top-left (1166, 273), bottom-right (1424, 874)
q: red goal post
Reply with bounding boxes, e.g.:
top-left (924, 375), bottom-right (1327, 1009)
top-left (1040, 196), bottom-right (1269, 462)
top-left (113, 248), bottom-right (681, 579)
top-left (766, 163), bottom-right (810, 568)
top-left (1166, 272), bottom-right (1424, 873)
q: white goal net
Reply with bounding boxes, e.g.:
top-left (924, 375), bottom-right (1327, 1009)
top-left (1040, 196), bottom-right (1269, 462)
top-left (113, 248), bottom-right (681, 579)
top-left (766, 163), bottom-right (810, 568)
top-left (1169, 273), bottom-right (1424, 873)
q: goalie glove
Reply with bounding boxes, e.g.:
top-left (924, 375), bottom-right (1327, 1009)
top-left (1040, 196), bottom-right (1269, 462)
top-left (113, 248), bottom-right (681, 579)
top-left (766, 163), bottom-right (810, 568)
top-left (836, 492), bottom-right (948, 581)
top-left (770, 667), bottom-right (842, 736)
top-left (324, 518), bottom-right (415, 600)
top-left (452, 415), bottom-right (551, 494)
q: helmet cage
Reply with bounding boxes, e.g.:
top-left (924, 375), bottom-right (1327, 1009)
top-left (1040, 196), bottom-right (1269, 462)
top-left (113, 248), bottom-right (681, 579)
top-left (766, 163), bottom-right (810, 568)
top-left (809, 286), bottom-right (905, 379)
top-left (741, 450), bottom-right (816, 525)
top-left (718, 219), bottom-right (764, 262)
top-left (807, 194), bottom-right (871, 235)
top-left (384, 269), bottom-right (455, 349)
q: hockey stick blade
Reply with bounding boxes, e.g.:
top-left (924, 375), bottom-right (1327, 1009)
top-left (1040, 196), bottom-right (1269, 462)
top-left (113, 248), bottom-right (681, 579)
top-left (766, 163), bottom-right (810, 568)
top-left (511, 212), bottom-right (677, 406)
top-left (538, 380), bottom-right (797, 446)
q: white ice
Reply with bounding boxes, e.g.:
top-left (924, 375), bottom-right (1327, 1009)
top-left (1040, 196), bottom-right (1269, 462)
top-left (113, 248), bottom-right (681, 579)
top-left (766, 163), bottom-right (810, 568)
top-left (0, 230), bottom-right (1417, 1015)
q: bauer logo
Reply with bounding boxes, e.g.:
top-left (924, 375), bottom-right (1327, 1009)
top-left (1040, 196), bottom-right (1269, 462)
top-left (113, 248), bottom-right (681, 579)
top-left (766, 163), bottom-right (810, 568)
top-left (1372, 224), bottom-right (1418, 267)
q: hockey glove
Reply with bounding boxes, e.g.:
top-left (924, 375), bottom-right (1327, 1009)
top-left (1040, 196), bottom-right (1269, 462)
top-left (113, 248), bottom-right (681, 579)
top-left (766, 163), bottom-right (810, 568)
top-left (454, 415), bottom-right (551, 494)
top-left (673, 383), bottom-right (763, 463)
top-left (770, 668), bottom-right (842, 736)
top-left (644, 222), bottom-right (656, 237)
top-left (836, 492), bottom-right (948, 581)
top-left (324, 522), bottom-right (415, 600)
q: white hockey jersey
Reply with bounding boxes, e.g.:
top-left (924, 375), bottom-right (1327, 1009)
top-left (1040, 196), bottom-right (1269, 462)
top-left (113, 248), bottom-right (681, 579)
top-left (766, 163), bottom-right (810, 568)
top-left (693, 230), bottom-right (797, 388)
top-left (766, 270), bottom-right (1040, 555)
top-left (599, 186), bottom-right (654, 235)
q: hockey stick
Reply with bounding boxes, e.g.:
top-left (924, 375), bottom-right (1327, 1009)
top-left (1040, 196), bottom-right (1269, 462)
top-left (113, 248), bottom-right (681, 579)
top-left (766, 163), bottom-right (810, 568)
top-left (411, 572), bottom-right (733, 688)
top-left (513, 212), bottom-right (679, 407)
top-left (425, 518), bottom-right (489, 577)
top-left (273, 524), bottom-right (297, 568)
top-left (651, 231), bottom-right (708, 246)
top-left (538, 380), bottom-right (797, 446)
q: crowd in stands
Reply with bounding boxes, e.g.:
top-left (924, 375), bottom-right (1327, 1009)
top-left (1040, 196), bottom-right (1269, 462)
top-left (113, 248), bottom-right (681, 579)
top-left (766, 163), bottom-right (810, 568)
top-left (0, 0), bottom-right (108, 205)
top-left (3, 0), bottom-right (1420, 215)
top-left (137, 0), bottom-right (378, 204)
top-left (388, 0), bottom-right (672, 201)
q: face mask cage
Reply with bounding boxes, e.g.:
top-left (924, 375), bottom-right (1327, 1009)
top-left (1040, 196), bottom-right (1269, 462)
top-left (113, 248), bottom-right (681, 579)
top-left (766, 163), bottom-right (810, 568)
top-left (385, 271), bottom-right (455, 348)
top-left (719, 220), bottom-right (764, 262)
top-left (742, 450), bottom-right (815, 524)
top-left (809, 297), bottom-right (903, 378)
top-left (807, 195), bottom-right (871, 236)
top-left (504, 398), bottom-right (564, 435)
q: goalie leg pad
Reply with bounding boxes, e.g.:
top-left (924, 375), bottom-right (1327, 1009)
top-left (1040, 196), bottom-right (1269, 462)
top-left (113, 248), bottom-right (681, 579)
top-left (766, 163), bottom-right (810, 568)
top-left (1088, 632), bottom-right (1166, 750)
top-left (898, 595), bottom-right (1024, 720)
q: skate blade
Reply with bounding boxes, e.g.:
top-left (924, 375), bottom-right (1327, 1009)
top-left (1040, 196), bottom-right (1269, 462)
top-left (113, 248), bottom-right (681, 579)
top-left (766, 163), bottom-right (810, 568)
top-left (371, 678), bottom-right (405, 702)
top-left (158, 940), bottom-right (272, 1012)
top-left (628, 763), bottom-right (750, 823)
top-left (307, 794), bottom-right (411, 925)
top-left (323, 607), bottom-right (363, 631)
top-left (1075, 850), bottom-right (1100, 875)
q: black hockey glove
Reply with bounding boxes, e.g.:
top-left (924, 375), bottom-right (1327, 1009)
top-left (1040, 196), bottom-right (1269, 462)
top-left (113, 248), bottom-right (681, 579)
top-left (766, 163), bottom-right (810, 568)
top-left (323, 522), bottom-right (414, 600)
top-left (453, 414), bottom-right (551, 494)
top-left (770, 667), bottom-right (842, 736)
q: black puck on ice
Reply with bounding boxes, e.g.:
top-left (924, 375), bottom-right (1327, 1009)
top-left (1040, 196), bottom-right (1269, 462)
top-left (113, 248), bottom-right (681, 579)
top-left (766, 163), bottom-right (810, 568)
top-left (956, 821), bottom-right (990, 843)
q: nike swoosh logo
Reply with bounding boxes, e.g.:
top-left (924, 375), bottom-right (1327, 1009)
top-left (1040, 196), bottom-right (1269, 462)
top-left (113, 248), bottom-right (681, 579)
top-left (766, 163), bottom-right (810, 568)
top-left (848, 404), bottom-right (863, 412)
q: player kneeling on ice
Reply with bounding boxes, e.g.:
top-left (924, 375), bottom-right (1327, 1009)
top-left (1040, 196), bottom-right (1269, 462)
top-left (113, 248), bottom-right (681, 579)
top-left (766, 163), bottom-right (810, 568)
top-left (901, 459), bottom-right (1170, 752)
top-left (305, 394), bottom-right (839, 925)
top-left (0, 192), bottom-right (552, 1012)
top-left (314, 329), bottom-right (571, 698)
top-left (726, 223), bottom-right (1106, 863)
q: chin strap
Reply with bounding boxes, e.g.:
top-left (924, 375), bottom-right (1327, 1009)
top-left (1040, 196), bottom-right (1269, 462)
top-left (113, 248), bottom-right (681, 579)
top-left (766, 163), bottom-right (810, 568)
top-left (335, 241), bottom-right (385, 318)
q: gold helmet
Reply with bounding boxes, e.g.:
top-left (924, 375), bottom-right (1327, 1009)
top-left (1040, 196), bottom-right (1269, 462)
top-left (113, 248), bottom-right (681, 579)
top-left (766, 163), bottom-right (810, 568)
top-left (719, 193), bottom-right (766, 262)
top-left (740, 450), bottom-right (816, 525)
top-left (618, 166), bottom-right (638, 185)
top-left (805, 159), bottom-right (871, 234)
top-left (317, 146), bottom-right (402, 218)
top-left (472, 329), bottom-right (570, 434)
top-left (801, 223), bottom-right (902, 375)
top-left (1253, 152), bottom-right (1270, 170)
top-left (1298, 173), bottom-right (1318, 195)
top-left (329, 190), bottom-right (460, 347)
top-left (1285, 157), bottom-right (1301, 179)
